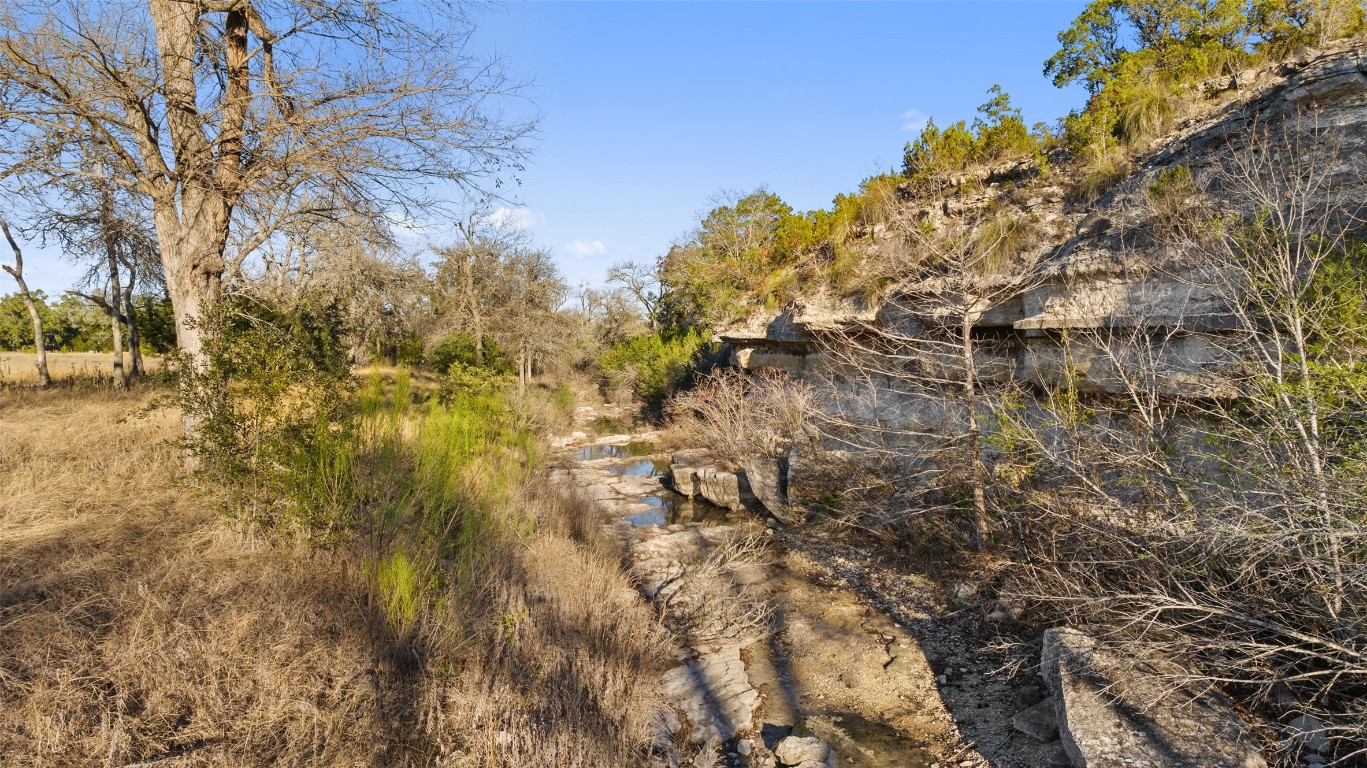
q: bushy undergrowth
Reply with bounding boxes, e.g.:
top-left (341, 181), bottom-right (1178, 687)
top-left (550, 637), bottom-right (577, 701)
top-left (597, 328), bottom-right (714, 408)
top-left (427, 330), bottom-right (513, 376)
top-left (666, 368), bottom-right (816, 468)
top-left (902, 84), bottom-right (1039, 181)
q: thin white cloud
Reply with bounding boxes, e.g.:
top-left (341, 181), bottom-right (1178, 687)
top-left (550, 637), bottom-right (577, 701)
top-left (485, 206), bottom-right (545, 230)
top-left (900, 109), bottom-right (928, 133)
top-left (384, 210), bottom-right (433, 239)
top-left (568, 240), bottom-right (607, 258)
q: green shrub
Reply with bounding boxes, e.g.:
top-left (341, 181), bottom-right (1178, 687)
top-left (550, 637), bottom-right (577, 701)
top-left (427, 331), bottom-right (511, 375)
top-left (903, 85), bottom-right (1037, 180)
top-left (174, 294), bottom-right (355, 532)
top-left (1115, 79), bottom-right (1176, 145)
top-left (597, 329), bottom-right (713, 408)
top-left (374, 549), bottom-right (425, 639)
top-left (1075, 151), bottom-right (1130, 205)
top-left (903, 118), bottom-right (976, 178)
top-left (438, 361), bottom-right (514, 402)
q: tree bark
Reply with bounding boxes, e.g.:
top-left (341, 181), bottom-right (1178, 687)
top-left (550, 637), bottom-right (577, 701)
top-left (146, 0), bottom-right (234, 368)
top-left (123, 263), bottom-right (143, 377)
top-left (107, 258), bottom-right (127, 389)
top-left (1, 217), bottom-right (49, 387)
top-left (103, 200), bottom-right (128, 389)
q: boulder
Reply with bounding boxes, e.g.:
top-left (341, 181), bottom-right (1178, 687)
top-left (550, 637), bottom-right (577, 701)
top-left (668, 449), bottom-right (711, 497)
top-left (1041, 627), bottom-right (1267, 768)
top-left (697, 466), bottom-right (743, 510)
top-left (773, 735), bottom-right (835, 768)
top-left (1013, 697), bottom-right (1060, 742)
top-left (743, 455), bottom-right (789, 519)
top-left (1287, 714), bottom-right (1330, 754)
top-left (1285, 56), bottom-right (1367, 106)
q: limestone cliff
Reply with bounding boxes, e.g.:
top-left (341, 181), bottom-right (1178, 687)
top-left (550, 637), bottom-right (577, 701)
top-left (719, 41), bottom-right (1367, 400)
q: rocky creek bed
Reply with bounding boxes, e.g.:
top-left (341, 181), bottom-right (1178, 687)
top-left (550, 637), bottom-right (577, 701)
top-left (550, 403), bottom-right (1288, 768)
top-left (549, 405), bottom-right (1070, 768)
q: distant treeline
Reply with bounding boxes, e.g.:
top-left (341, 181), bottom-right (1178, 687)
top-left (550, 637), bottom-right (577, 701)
top-left (0, 291), bottom-right (176, 353)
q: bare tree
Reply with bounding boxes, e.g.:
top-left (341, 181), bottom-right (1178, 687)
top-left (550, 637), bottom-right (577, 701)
top-left (40, 164), bottom-right (159, 389)
top-left (0, 1), bottom-right (532, 396)
top-left (0, 214), bottom-right (47, 386)
top-left (493, 246), bottom-right (566, 391)
top-left (984, 119), bottom-right (1367, 760)
top-left (606, 260), bottom-right (659, 330)
top-left (431, 210), bottom-right (531, 367)
top-left (1193, 119), bottom-right (1366, 620)
top-left (819, 212), bottom-right (1049, 548)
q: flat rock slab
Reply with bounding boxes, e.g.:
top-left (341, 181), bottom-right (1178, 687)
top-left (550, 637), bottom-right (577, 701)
top-left (661, 643), bottom-right (761, 746)
top-left (745, 551), bottom-right (945, 768)
top-left (1042, 628), bottom-right (1267, 768)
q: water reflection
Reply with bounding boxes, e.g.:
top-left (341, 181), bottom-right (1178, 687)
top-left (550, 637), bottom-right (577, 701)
top-left (575, 443), bottom-right (743, 528)
top-left (627, 492), bottom-right (740, 527)
top-left (607, 457), bottom-right (671, 477)
top-left (573, 441), bottom-right (657, 461)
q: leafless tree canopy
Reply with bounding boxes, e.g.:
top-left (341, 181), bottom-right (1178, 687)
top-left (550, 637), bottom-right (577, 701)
top-left (0, 0), bottom-right (533, 362)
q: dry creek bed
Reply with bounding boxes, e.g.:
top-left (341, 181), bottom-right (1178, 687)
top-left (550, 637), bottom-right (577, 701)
top-left (550, 407), bottom-right (1066, 768)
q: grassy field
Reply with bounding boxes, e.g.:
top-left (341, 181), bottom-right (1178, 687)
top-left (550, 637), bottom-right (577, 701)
top-left (0, 382), bottom-right (667, 767)
top-left (0, 351), bottom-right (162, 385)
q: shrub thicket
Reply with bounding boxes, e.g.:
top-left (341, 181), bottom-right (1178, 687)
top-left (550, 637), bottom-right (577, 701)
top-left (1050, 0), bottom-right (1365, 165)
top-left (902, 85), bottom-right (1038, 180)
top-left (596, 329), bottom-right (713, 408)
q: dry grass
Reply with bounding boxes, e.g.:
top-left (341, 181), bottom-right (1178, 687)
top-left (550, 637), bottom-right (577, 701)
top-left (0, 386), bottom-right (669, 766)
top-left (0, 351), bottom-right (163, 385)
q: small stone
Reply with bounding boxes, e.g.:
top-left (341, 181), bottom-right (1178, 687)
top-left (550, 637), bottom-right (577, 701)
top-left (1015, 684), bottom-right (1044, 709)
top-left (774, 735), bottom-right (834, 767)
top-left (1012, 698), bottom-right (1060, 742)
top-left (937, 674), bottom-right (948, 685)
top-left (1288, 714), bottom-right (1330, 754)
top-left (736, 739), bottom-right (753, 756)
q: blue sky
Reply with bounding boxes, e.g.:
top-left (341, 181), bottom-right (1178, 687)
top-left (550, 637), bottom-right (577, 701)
top-left (468, 0), bottom-right (1089, 289)
top-left (14, 1), bottom-right (1090, 294)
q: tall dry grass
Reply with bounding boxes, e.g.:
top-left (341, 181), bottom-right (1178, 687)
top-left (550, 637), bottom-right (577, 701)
top-left (0, 351), bottom-right (162, 385)
top-left (0, 386), bottom-right (669, 766)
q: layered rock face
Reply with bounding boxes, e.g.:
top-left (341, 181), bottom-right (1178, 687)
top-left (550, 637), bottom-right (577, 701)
top-left (720, 43), bottom-right (1367, 408)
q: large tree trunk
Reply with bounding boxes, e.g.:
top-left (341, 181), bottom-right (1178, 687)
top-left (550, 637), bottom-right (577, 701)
top-left (1, 218), bottom-right (49, 387)
top-left (151, 220), bottom-right (228, 376)
top-left (147, 0), bottom-right (235, 369)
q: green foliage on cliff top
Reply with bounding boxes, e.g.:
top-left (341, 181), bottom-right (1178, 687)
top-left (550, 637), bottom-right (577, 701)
top-left (902, 85), bottom-right (1040, 180)
top-left (1049, 0), bottom-right (1365, 158)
